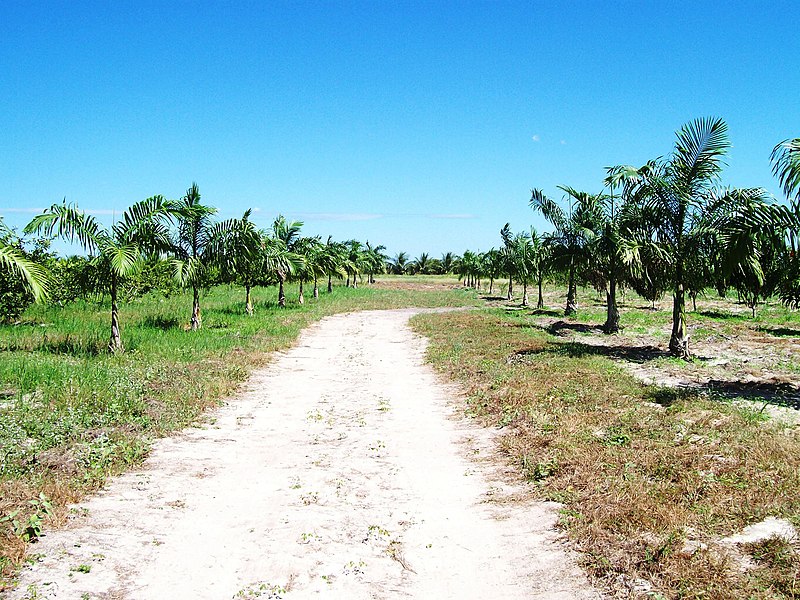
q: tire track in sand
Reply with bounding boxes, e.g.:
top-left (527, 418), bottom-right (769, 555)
top-left (5, 309), bottom-right (599, 600)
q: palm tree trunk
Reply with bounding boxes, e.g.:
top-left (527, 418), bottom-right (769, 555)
top-left (565, 264), bottom-right (577, 316)
top-left (604, 275), bottom-right (620, 334)
top-left (278, 277), bottom-right (286, 307)
top-left (537, 275), bottom-right (544, 309)
top-left (522, 280), bottom-right (529, 307)
top-left (352, 275), bottom-right (358, 289)
top-left (313, 276), bottom-right (319, 299)
top-left (489, 278), bottom-right (494, 295)
top-left (299, 280), bottom-right (305, 305)
top-left (507, 276), bottom-right (513, 301)
top-left (669, 278), bottom-right (689, 358)
top-left (108, 274), bottom-right (123, 353)
top-left (327, 274), bottom-right (333, 293)
top-left (191, 285), bottom-right (202, 330)
top-left (245, 284), bottom-right (253, 316)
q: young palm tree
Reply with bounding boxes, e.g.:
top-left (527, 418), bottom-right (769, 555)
top-left (1, 217), bottom-right (49, 303)
top-left (25, 197), bottom-right (172, 352)
top-left (364, 242), bottom-right (387, 283)
top-left (530, 187), bottom-right (599, 316)
top-left (596, 165), bottom-right (648, 333)
top-left (440, 251), bottom-right (456, 274)
top-left (271, 214), bottom-right (304, 307)
top-left (323, 237), bottom-right (346, 293)
top-left (292, 236), bottom-right (322, 304)
top-left (637, 117), bottom-right (730, 357)
top-left (171, 183), bottom-right (226, 330)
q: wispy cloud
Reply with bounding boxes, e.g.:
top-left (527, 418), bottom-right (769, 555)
top-left (560, 140), bottom-right (567, 145)
top-left (294, 212), bottom-right (384, 222)
top-left (532, 134), bottom-right (541, 142)
top-left (1, 207), bottom-right (129, 217)
top-left (427, 213), bottom-right (476, 220)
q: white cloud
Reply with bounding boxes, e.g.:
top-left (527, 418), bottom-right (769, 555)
top-left (294, 212), bottom-right (383, 222)
top-left (427, 213), bottom-right (476, 220)
top-left (532, 134), bottom-right (541, 142)
top-left (560, 140), bottom-right (567, 145)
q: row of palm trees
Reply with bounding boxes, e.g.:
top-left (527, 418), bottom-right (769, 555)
top-left (3, 184), bottom-right (390, 353)
top-left (456, 118), bottom-right (800, 358)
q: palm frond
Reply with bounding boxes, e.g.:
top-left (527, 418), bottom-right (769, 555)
top-left (0, 244), bottom-right (49, 301)
top-left (24, 201), bottom-right (104, 253)
top-left (771, 138), bottom-right (800, 200)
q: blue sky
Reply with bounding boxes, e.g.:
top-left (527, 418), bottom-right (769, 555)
top-left (1, 1), bottom-right (798, 259)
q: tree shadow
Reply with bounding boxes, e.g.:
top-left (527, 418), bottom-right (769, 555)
top-left (142, 315), bottom-right (181, 330)
top-left (548, 320), bottom-right (605, 335)
top-left (757, 325), bottom-right (800, 338)
top-left (698, 310), bottom-right (745, 320)
top-left (704, 379), bottom-right (800, 410)
top-left (529, 308), bottom-right (562, 317)
top-left (480, 296), bottom-right (507, 302)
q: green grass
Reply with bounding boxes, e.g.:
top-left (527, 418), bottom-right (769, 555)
top-left (0, 279), bottom-right (477, 580)
top-left (412, 305), bottom-right (800, 600)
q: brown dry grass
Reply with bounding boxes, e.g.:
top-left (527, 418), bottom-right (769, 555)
top-left (413, 307), bottom-right (800, 599)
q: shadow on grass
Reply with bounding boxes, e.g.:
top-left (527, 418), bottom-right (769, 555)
top-left (643, 375), bottom-right (800, 410)
top-left (547, 320), bottom-right (605, 335)
top-left (142, 315), bottom-right (181, 330)
top-left (509, 340), bottom-right (669, 365)
top-left (529, 308), bottom-right (562, 317)
top-left (0, 336), bottom-right (105, 356)
top-left (698, 309), bottom-right (746, 321)
top-left (757, 326), bottom-right (800, 338)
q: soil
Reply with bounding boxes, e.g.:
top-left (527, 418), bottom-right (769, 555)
top-left (4, 309), bottom-right (599, 599)
top-left (490, 289), bottom-right (800, 418)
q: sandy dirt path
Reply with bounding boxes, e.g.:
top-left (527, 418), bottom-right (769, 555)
top-left (6, 309), bottom-right (599, 600)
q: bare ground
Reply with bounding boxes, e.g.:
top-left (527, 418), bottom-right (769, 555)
top-left (4, 309), bottom-right (599, 600)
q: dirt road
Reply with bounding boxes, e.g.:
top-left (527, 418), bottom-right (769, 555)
top-left (6, 309), bottom-right (598, 599)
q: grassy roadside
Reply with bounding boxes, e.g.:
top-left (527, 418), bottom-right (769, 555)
top-left (0, 279), bottom-right (477, 583)
top-left (412, 306), bottom-right (800, 599)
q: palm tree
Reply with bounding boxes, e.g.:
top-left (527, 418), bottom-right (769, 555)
top-left (596, 165), bottom-right (648, 333)
top-left (25, 197), bottom-right (172, 352)
top-left (482, 249), bottom-right (504, 295)
top-left (637, 117), bottom-right (730, 357)
top-left (292, 236), bottom-right (322, 304)
top-left (171, 183), bottom-right (229, 330)
top-left (440, 251), bottom-right (456, 274)
top-left (529, 228), bottom-right (549, 309)
top-left (1, 217), bottom-right (49, 304)
top-left (530, 187), bottom-right (599, 316)
top-left (322, 237), bottom-right (346, 293)
top-left (364, 242), bottom-right (387, 283)
top-left (271, 215), bottom-right (304, 307)
top-left (388, 252), bottom-right (410, 275)
top-left (415, 252), bottom-right (431, 275)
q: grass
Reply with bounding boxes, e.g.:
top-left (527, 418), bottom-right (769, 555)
top-left (0, 278), bottom-right (477, 583)
top-left (411, 303), bottom-right (800, 599)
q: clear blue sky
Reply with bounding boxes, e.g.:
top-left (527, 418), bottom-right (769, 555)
top-left (2, 1), bottom-right (798, 259)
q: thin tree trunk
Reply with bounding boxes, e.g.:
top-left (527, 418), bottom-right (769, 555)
top-left (522, 280), bottom-right (529, 307)
top-left (669, 279), bottom-right (689, 358)
top-left (298, 280), bottom-right (304, 305)
top-left (278, 277), bottom-right (286, 307)
top-left (191, 285), bottom-right (202, 330)
top-left (489, 278), bottom-right (494, 295)
top-left (537, 275), bottom-right (544, 309)
top-left (245, 284), bottom-right (253, 316)
top-left (507, 276), bottom-right (513, 301)
top-left (691, 292), bottom-right (697, 312)
top-left (604, 276), bottom-right (620, 334)
top-left (352, 275), bottom-right (358, 289)
top-left (108, 274), bottom-right (123, 353)
top-left (327, 274), bottom-right (333, 293)
top-left (313, 276), bottom-right (319, 299)
top-left (565, 264), bottom-right (577, 316)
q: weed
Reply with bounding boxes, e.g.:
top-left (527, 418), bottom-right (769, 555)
top-left (70, 564), bottom-right (91, 573)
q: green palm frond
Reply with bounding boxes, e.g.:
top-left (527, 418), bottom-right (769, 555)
top-left (24, 201), bottom-right (104, 253)
top-left (771, 138), bottom-right (800, 200)
top-left (670, 116), bottom-right (730, 196)
top-left (530, 189), bottom-right (566, 232)
top-left (0, 243), bottom-right (49, 301)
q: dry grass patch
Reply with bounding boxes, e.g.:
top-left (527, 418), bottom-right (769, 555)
top-left (412, 308), bottom-right (800, 599)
